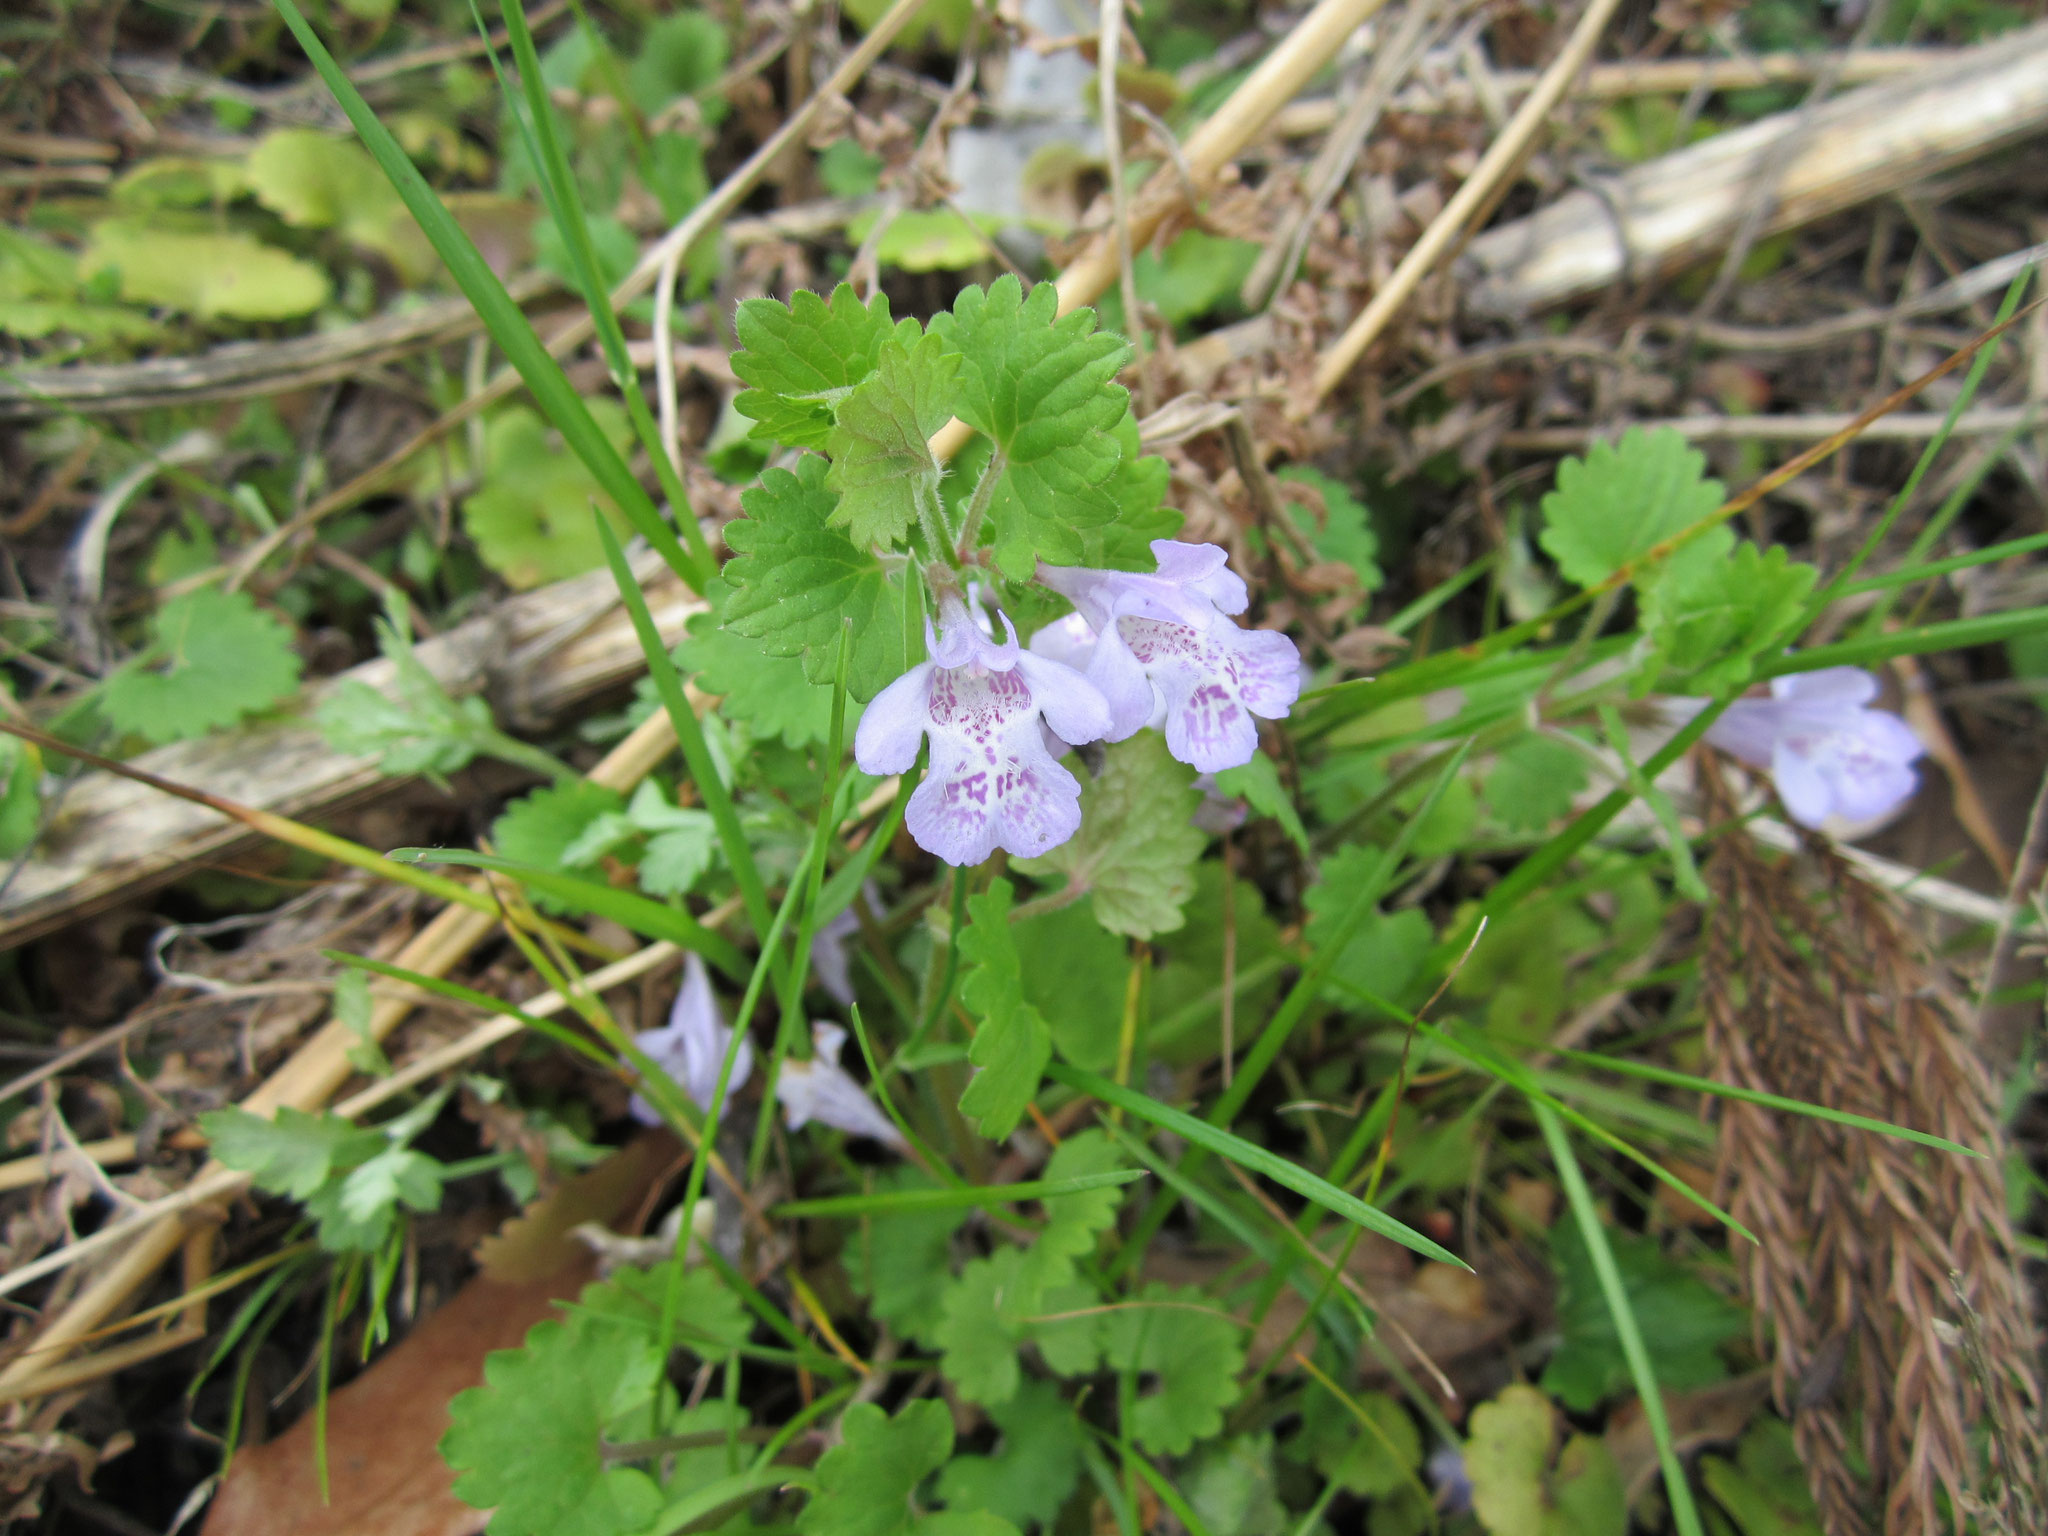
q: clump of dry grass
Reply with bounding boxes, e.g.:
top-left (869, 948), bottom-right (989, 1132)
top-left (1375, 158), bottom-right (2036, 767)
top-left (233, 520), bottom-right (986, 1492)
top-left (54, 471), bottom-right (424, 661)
top-left (1699, 759), bottom-right (2044, 1536)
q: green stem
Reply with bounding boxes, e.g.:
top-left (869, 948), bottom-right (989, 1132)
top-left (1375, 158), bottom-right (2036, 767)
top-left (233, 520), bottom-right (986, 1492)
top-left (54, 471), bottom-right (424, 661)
top-left (952, 446), bottom-right (1007, 563)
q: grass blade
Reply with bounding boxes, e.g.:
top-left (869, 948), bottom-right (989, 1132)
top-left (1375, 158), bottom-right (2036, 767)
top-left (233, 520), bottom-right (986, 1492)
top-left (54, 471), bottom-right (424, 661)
top-left (1552, 1048), bottom-right (1983, 1156)
top-left (1535, 1102), bottom-right (1706, 1536)
top-left (1048, 1063), bottom-right (1468, 1270)
top-left (269, 0), bottom-right (702, 589)
top-left (597, 515), bottom-right (775, 955)
top-left (387, 846), bottom-right (746, 976)
top-left (772, 1169), bottom-right (1146, 1218)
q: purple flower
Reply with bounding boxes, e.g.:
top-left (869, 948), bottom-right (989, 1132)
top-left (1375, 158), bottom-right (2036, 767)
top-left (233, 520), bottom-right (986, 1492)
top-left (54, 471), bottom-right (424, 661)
top-left (809, 881), bottom-right (881, 1009)
top-left (1699, 667), bottom-right (1924, 829)
top-left (1035, 540), bottom-right (1301, 773)
top-left (630, 953), bottom-right (752, 1124)
top-left (775, 1023), bottom-right (906, 1152)
top-left (855, 594), bottom-right (1113, 865)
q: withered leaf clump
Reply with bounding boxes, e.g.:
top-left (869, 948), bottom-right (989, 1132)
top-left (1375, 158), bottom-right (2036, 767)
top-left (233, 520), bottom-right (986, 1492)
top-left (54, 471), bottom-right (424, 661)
top-left (1699, 759), bottom-right (2044, 1536)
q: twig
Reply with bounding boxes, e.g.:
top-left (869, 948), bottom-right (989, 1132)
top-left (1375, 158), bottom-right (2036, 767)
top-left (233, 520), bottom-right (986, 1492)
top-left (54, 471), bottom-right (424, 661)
top-left (1495, 404), bottom-right (2040, 450)
top-left (1269, 46), bottom-right (1962, 135)
top-left (1307, 0), bottom-right (1626, 404)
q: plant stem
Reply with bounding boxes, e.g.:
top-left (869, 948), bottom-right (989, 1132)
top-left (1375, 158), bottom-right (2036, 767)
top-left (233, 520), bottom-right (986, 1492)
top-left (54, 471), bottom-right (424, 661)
top-left (952, 446), bottom-right (1007, 562)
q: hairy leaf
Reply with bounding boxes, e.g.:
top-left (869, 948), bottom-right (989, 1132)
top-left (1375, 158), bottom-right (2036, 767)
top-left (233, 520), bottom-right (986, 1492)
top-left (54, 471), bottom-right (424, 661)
top-left (732, 284), bottom-right (917, 449)
top-left (1537, 427), bottom-right (1727, 591)
top-left (936, 1378), bottom-right (1087, 1532)
top-left (442, 1317), bottom-right (663, 1536)
top-left (929, 276), bottom-right (1131, 578)
top-left (1013, 733), bottom-right (1203, 938)
top-left (826, 331), bottom-right (962, 550)
top-left (101, 588), bottom-right (303, 745)
top-left (798, 1399), bottom-right (959, 1536)
top-left (722, 454), bottom-right (914, 701)
top-left (676, 578), bottom-right (836, 748)
top-left (1100, 1284), bottom-right (1245, 1457)
top-left (957, 878), bottom-right (1053, 1140)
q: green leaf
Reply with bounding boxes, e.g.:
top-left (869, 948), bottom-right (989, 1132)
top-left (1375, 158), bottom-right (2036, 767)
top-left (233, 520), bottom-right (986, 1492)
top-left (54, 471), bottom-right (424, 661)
top-left (849, 1168), bottom-right (968, 1348)
top-left (319, 677), bottom-right (494, 780)
top-left (1075, 410), bottom-right (1182, 570)
top-left (957, 878), bottom-right (1054, 1141)
top-left (101, 588), bottom-right (303, 746)
top-left (1483, 733), bottom-right (1589, 833)
top-left (1019, 1129), bottom-right (1127, 1296)
top-left (1101, 1284), bottom-right (1245, 1456)
top-left (799, 1399), bottom-right (957, 1536)
top-left (1012, 903), bottom-right (1126, 1072)
top-left (310, 1145), bottom-right (444, 1249)
top-left (676, 579), bottom-right (836, 748)
top-left (1637, 540), bottom-right (1818, 694)
top-left (575, 1257), bottom-right (753, 1365)
top-left (1293, 1388), bottom-right (1419, 1497)
top-left (721, 454), bottom-right (914, 701)
top-left (1276, 466), bottom-right (1383, 592)
top-left (245, 128), bottom-right (428, 279)
top-left (200, 1106), bottom-right (382, 1202)
top-left (929, 276), bottom-right (1132, 579)
top-left (935, 1378), bottom-right (1085, 1532)
top-left (464, 402), bottom-right (637, 589)
top-left (1184, 1432), bottom-right (1287, 1536)
top-left (625, 11), bottom-right (729, 119)
top-left (442, 1316), bottom-right (663, 1536)
top-left (1539, 1222), bottom-right (1746, 1412)
top-left (492, 781), bottom-right (628, 874)
top-left (1537, 427), bottom-right (1727, 591)
top-left (81, 218), bottom-right (330, 319)
top-left (732, 284), bottom-right (917, 449)
top-left (1013, 733), bottom-right (1203, 939)
top-left (0, 732), bottom-right (40, 860)
top-left (1211, 753), bottom-right (1308, 850)
top-left (1097, 230), bottom-right (1261, 329)
top-left (1699, 1418), bottom-right (1822, 1536)
top-left (1465, 1384), bottom-right (1625, 1536)
top-left (936, 1247), bottom-right (1028, 1406)
top-left (826, 331), bottom-right (962, 550)
top-left (1303, 846), bottom-right (1433, 1010)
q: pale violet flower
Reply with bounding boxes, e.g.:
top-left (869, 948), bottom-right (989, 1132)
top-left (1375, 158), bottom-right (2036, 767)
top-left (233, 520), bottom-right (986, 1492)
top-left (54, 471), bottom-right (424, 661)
top-left (855, 594), bottom-right (1113, 865)
top-left (809, 881), bottom-right (882, 1009)
top-left (775, 1023), bottom-right (906, 1152)
top-left (1035, 540), bottom-right (1301, 773)
top-left (1697, 667), bottom-right (1924, 829)
top-left (630, 953), bottom-right (753, 1124)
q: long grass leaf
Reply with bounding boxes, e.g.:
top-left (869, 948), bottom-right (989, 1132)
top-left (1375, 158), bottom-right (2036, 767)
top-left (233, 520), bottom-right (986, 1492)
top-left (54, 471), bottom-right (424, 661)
top-left (596, 516), bottom-right (774, 953)
top-left (1048, 1063), bottom-right (1467, 1270)
top-left (772, 1170), bottom-right (1146, 1218)
top-left (269, 0), bottom-right (701, 588)
top-left (1552, 1048), bottom-right (1984, 1156)
top-left (387, 847), bottom-right (746, 975)
top-left (1536, 1103), bottom-right (1705, 1536)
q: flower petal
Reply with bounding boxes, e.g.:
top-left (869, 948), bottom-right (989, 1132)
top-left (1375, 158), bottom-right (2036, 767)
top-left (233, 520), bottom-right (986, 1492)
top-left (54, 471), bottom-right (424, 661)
top-left (905, 666), bottom-right (1085, 863)
top-left (1080, 618), bottom-right (1158, 741)
top-left (1702, 697), bottom-right (1785, 768)
top-left (1015, 650), bottom-right (1113, 747)
top-left (1149, 539), bottom-right (1247, 615)
top-left (854, 662), bottom-right (933, 775)
top-left (630, 954), bottom-right (752, 1122)
top-left (1770, 741), bottom-right (1835, 827)
top-left (1771, 666), bottom-right (1878, 707)
top-left (1028, 611), bottom-right (1099, 671)
top-left (776, 1024), bottom-right (905, 1150)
